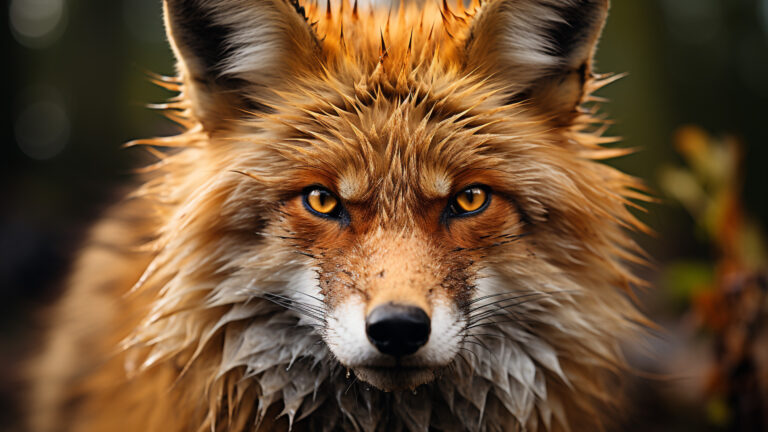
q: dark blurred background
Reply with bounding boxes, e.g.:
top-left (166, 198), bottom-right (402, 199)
top-left (2, 0), bottom-right (768, 430)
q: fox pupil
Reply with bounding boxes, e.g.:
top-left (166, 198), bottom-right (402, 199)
top-left (318, 193), bottom-right (329, 206)
top-left (463, 190), bottom-right (477, 205)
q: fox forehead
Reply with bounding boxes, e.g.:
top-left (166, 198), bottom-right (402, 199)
top-left (252, 81), bottom-right (551, 210)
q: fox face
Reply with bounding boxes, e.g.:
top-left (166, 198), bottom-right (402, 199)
top-left (118, 0), bottom-right (648, 429)
top-left (292, 171), bottom-right (524, 390)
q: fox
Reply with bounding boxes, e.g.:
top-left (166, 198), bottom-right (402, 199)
top-left (28, 0), bottom-right (651, 431)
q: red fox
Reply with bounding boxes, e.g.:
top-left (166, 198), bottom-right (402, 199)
top-left (29, 0), bottom-right (650, 430)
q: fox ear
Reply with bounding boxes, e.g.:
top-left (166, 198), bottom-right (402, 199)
top-left (163, 0), bottom-right (320, 131)
top-left (464, 0), bottom-right (609, 124)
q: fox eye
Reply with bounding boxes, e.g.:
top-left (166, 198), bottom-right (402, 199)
top-left (449, 186), bottom-right (490, 217)
top-left (303, 187), bottom-right (342, 218)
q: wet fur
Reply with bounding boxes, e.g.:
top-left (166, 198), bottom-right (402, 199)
top-left (29, 0), bottom-right (650, 431)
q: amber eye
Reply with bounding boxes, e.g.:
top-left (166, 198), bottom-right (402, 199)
top-left (450, 186), bottom-right (490, 216)
top-left (303, 187), bottom-right (341, 218)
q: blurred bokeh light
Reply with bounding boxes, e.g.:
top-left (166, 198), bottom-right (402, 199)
top-left (9, 0), bottom-right (67, 49)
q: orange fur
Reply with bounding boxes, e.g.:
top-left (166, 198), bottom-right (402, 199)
top-left (29, 0), bottom-right (651, 431)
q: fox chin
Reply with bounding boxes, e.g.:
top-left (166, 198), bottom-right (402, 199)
top-left (29, 0), bottom-right (650, 431)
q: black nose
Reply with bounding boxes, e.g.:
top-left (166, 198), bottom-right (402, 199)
top-left (365, 303), bottom-right (431, 357)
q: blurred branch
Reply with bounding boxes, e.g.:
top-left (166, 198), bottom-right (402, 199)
top-left (660, 125), bottom-right (768, 430)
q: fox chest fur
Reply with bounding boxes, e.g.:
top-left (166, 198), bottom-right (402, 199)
top-left (29, 0), bottom-right (650, 431)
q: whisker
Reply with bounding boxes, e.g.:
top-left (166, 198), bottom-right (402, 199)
top-left (465, 288), bottom-right (575, 308)
top-left (272, 305), bottom-right (325, 322)
top-left (461, 339), bottom-right (491, 354)
top-left (262, 293), bottom-right (328, 323)
top-left (457, 347), bottom-right (480, 364)
top-left (467, 296), bottom-right (554, 324)
top-left (464, 334), bottom-right (493, 348)
top-left (455, 351), bottom-right (473, 370)
top-left (463, 291), bottom-right (537, 306)
top-left (465, 289), bottom-right (577, 325)
top-left (467, 292), bottom-right (549, 314)
top-left (266, 293), bottom-right (325, 308)
top-left (264, 295), bottom-right (327, 316)
top-left (468, 312), bottom-right (521, 326)
top-left (281, 288), bottom-right (325, 303)
top-left (264, 292), bottom-right (325, 309)
top-left (462, 337), bottom-right (500, 363)
top-left (464, 332), bottom-right (506, 339)
top-left (344, 376), bottom-right (359, 395)
top-left (465, 318), bottom-right (543, 330)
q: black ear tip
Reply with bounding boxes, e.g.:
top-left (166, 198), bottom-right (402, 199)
top-left (165, 0), bottom-right (233, 79)
top-left (548, 0), bottom-right (609, 58)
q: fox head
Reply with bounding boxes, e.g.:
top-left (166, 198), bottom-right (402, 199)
top-left (128, 0), bottom-right (649, 429)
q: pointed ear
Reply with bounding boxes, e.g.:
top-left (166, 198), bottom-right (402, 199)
top-left (164, 0), bottom-right (320, 131)
top-left (464, 0), bottom-right (609, 124)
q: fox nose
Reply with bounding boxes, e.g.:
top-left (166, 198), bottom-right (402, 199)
top-left (365, 303), bottom-right (431, 357)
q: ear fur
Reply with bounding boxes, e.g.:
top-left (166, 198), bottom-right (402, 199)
top-left (465, 0), bottom-right (609, 124)
top-left (164, 0), bottom-right (320, 131)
